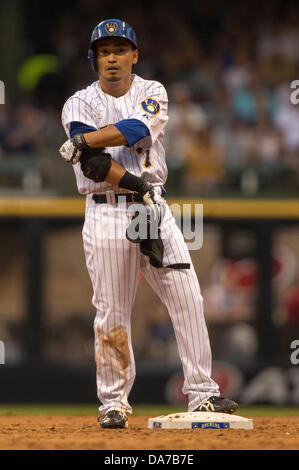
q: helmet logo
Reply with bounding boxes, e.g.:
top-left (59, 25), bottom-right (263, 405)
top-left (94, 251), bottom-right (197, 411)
top-left (105, 22), bottom-right (118, 34)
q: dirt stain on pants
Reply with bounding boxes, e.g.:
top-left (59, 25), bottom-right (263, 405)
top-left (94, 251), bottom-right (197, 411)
top-left (96, 325), bottom-right (131, 389)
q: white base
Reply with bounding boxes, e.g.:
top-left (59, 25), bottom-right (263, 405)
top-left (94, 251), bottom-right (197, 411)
top-left (148, 412), bottom-right (253, 430)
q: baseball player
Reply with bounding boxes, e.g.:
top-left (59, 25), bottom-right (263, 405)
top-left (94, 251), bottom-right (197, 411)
top-left (59, 19), bottom-right (238, 429)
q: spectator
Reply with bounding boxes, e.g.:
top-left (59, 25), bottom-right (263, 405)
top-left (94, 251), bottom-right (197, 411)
top-left (222, 45), bottom-right (253, 94)
top-left (165, 82), bottom-right (207, 167)
top-left (184, 127), bottom-right (225, 195)
top-left (0, 100), bottom-right (45, 154)
top-left (251, 117), bottom-right (283, 165)
top-left (231, 72), bottom-right (277, 125)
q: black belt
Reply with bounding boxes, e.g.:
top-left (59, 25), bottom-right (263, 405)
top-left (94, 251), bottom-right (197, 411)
top-left (92, 193), bottom-right (135, 204)
top-left (92, 189), bottom-right (166, 204)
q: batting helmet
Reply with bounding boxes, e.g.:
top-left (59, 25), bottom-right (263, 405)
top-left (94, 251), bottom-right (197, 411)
top-left (88, 19), bottom-right (138, 72)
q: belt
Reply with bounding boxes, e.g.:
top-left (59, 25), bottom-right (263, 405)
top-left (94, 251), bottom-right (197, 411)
top-left (92, 189), bottom-right (166, 204)
top-left (92, 193), bottom-right (135, 204)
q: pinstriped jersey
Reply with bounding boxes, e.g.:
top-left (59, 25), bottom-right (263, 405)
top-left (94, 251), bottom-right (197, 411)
top-left (61, 74), bottom-right (169, 194)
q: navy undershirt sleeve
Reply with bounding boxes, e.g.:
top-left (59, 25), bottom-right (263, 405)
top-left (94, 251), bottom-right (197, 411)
top-left (114, 119), bottom-right (150, 147)
top-left (70, 122), bottom-right (97, 138)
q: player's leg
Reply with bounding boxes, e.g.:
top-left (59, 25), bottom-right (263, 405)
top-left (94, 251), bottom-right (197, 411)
top-left (141, 204), bottom-right (220, 412)
top-left (83, 202), bottom-right (140, 416)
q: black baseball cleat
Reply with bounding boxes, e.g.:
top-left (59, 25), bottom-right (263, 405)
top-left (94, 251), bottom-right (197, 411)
top-left (98, 410), bottom-right (128, 429)
top-left (195, 396), bottom-right (238, 414)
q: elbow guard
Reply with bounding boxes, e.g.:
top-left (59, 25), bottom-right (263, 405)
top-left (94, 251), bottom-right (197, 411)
top-left (80, 148), bottom-right (112, 182)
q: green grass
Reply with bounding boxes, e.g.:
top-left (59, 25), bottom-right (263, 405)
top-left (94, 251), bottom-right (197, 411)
top-left (0, 404), bottom-right (298, 417)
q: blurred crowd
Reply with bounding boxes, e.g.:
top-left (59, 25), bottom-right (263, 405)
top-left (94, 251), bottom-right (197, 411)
top-left (0, 0), bottom-right (299, 195)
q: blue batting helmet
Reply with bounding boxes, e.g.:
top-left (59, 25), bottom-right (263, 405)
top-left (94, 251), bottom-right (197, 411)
top-left (88, 19), bottom-right (138, 72)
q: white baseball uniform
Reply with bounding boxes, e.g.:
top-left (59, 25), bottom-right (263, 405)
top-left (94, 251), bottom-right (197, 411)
top-left (61, 73), bottom-right (219, 415)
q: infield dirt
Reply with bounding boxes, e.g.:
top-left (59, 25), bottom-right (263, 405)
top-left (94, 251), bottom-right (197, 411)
top-left (0, 415), bottom-right (298, 450)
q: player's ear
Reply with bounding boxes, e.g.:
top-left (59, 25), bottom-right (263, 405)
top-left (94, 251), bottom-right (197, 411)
top-left (132, 48), bottom-right (138, 65)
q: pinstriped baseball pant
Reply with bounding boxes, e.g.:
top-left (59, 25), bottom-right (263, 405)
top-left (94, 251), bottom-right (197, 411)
top-left (82, 195), bottom-right (219, 415)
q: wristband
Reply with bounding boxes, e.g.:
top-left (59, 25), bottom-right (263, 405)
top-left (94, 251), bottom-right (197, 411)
top-left (119, 171), bottom-right (149, 193)
top-left (73, 133), bottom-right (89, 150)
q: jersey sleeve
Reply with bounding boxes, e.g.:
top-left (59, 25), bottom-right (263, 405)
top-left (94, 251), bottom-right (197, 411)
top-left (114, 119), bottom-right (150, 147)
top-left (130, 82), bottom-right (169, 149)
top-left (61, 96), bottom-right (98, 139)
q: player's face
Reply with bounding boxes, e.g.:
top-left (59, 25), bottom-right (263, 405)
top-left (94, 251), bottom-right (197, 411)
top-left (94, 38), bottom-right (138, 82)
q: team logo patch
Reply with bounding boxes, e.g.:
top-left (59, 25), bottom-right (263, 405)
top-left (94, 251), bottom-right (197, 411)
top-left (105, 22), bottom-right (118, 34)
top-left (141, 98), bottom-right (160, 115)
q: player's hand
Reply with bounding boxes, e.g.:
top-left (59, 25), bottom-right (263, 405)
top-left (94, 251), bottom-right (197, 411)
top-left (134, 183), bottom-right (165, 224)
top-left (59, 133), bottom-right (90, 164)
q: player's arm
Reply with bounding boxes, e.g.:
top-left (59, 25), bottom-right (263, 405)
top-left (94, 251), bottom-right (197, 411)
top-left (99, 157), bottom-right (151, 196)
top-left (60, 120), bottom-right (148, 186)
top-left (84, 119), bottom-right (150, 149)
top-left (59, 118), bottom-right (157, 192)
top-left (60, 119), bottom-right (150, 164)
top-left (59, 125), bottom-right (163, 210)
top-left (83, 124), bottom-right (127, 147)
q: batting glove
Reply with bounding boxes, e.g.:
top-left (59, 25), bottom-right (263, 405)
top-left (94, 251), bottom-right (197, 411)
top-left (59, 133), bottom-right (90, 164)
top-left (134, 183), bottom-right (165, 224)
